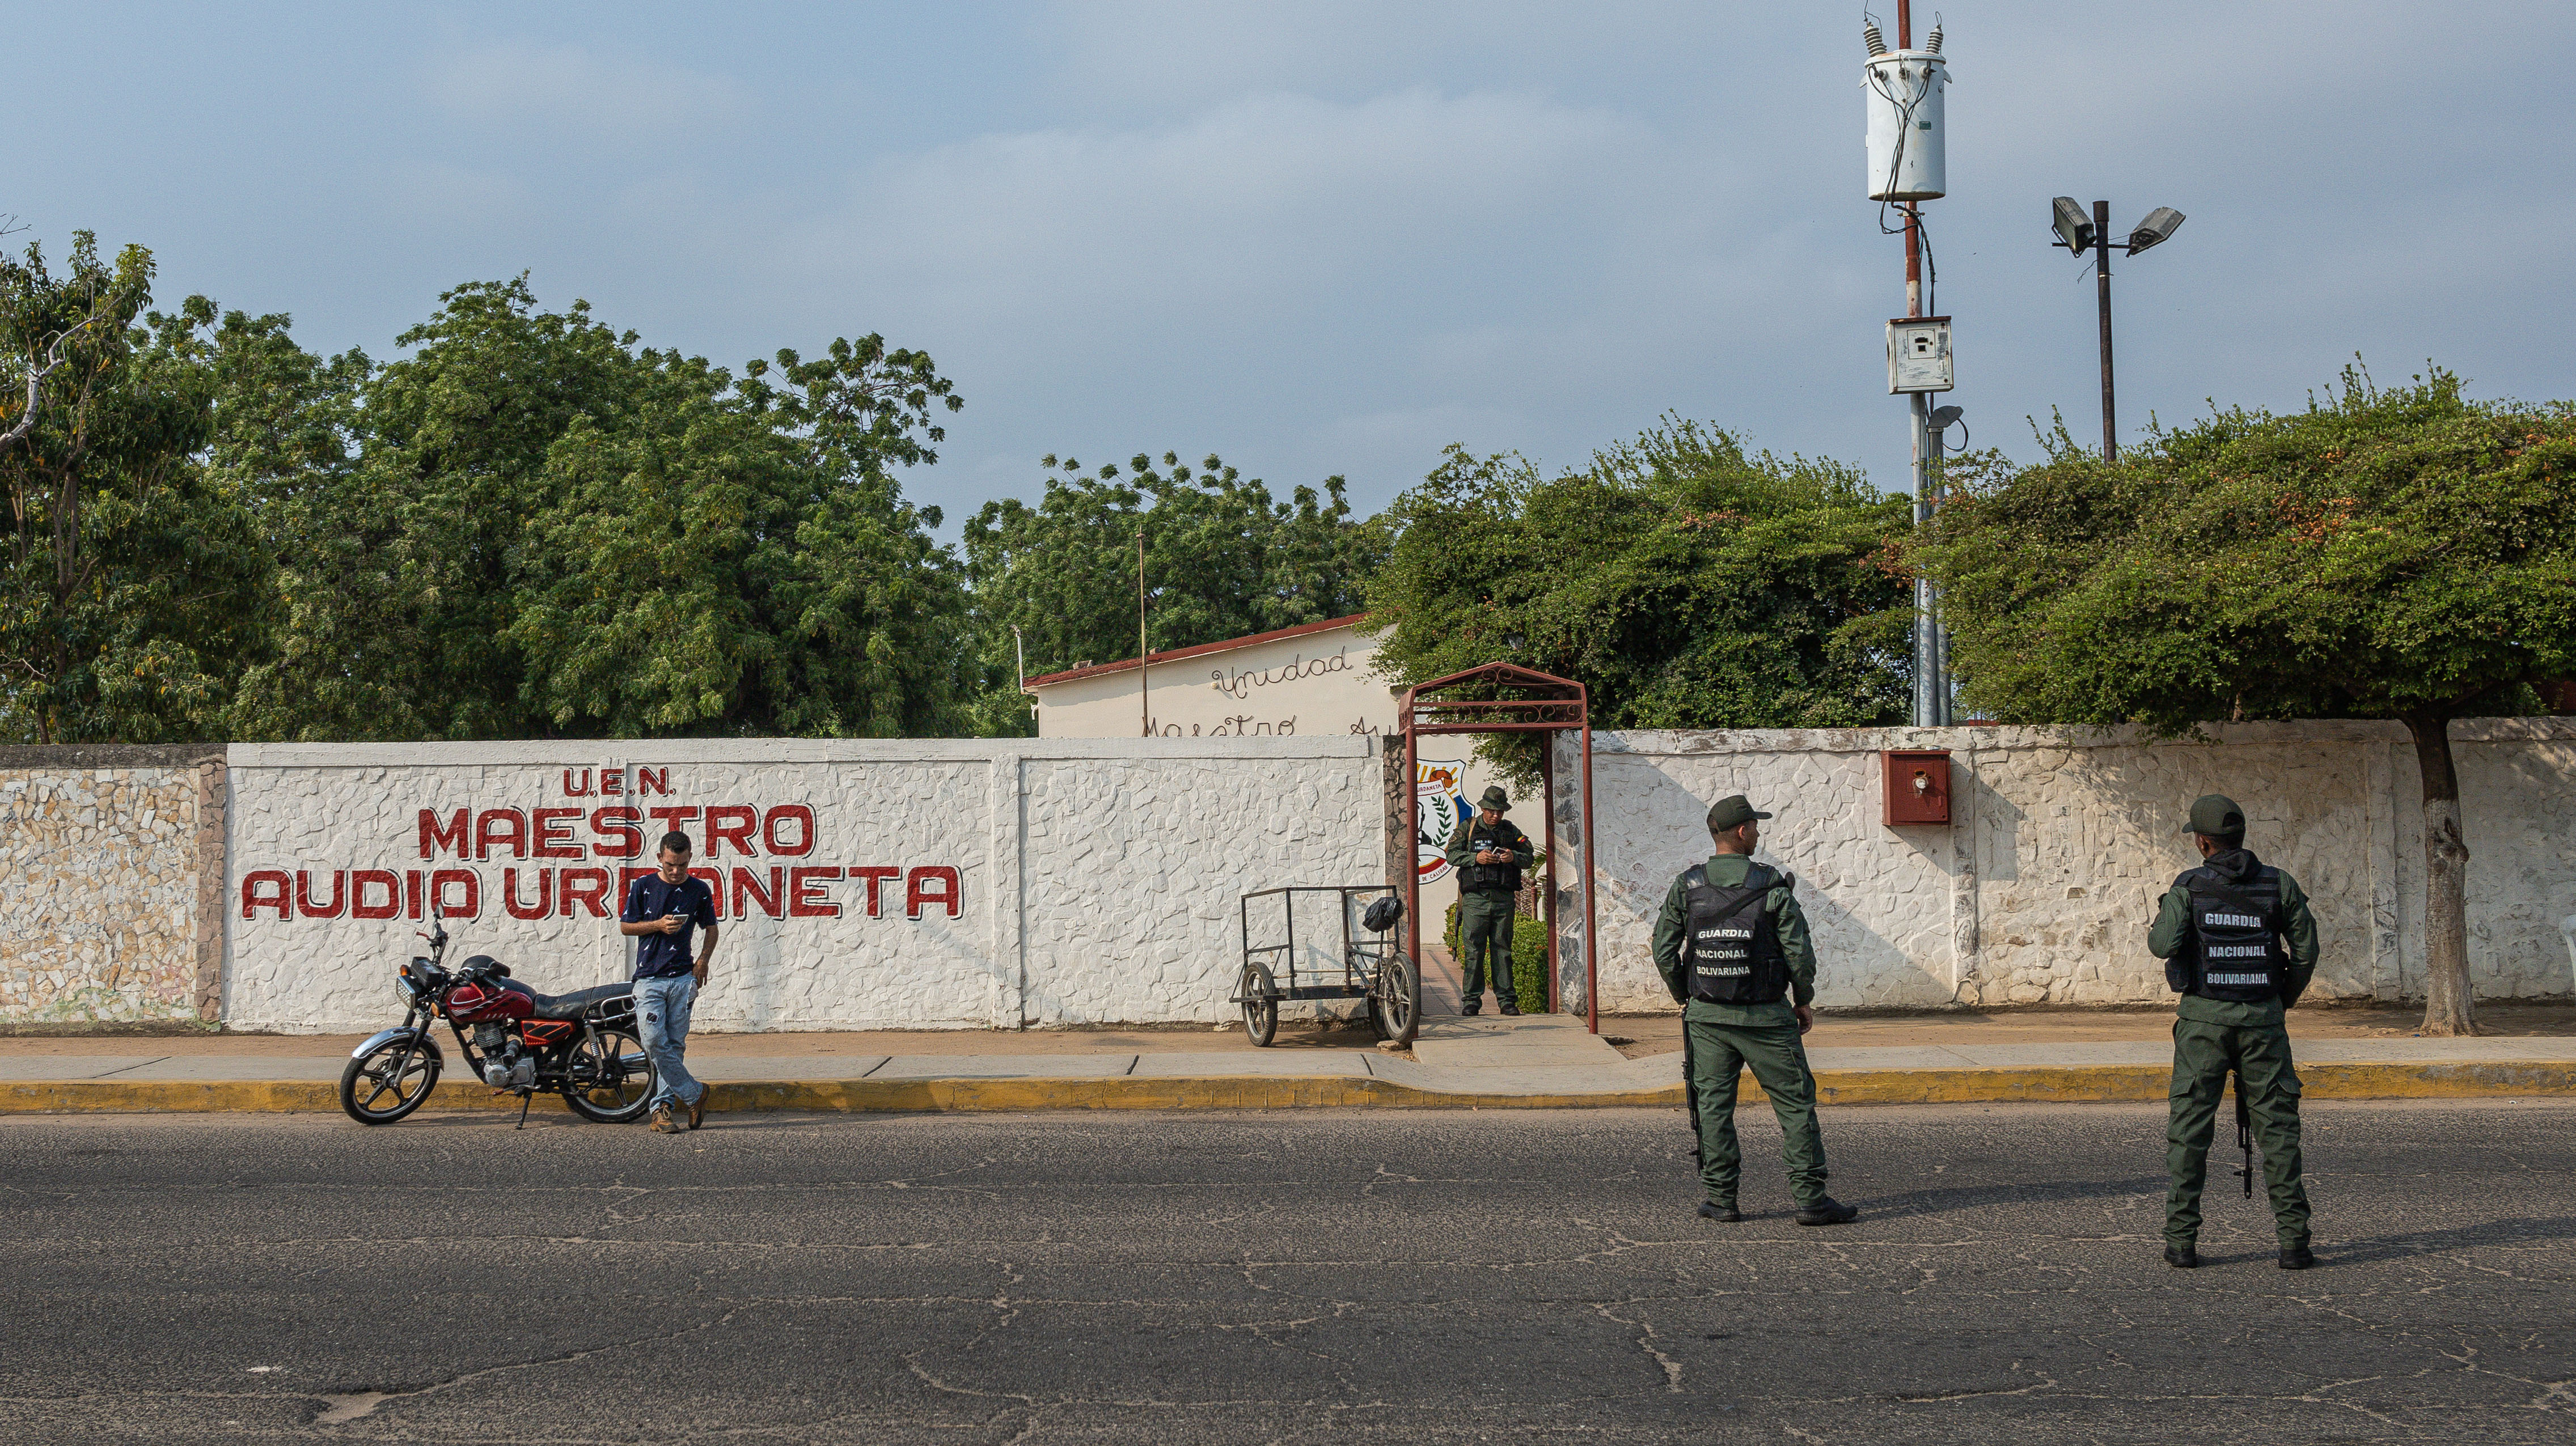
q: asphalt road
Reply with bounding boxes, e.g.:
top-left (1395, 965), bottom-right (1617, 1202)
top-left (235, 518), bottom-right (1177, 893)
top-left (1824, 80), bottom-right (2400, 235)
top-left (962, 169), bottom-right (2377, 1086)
top-left (2, 1101), bottom-right (2570, 1445)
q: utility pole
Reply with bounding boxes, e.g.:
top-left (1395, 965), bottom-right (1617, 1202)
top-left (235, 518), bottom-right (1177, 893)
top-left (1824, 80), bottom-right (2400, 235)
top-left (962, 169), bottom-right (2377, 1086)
top-left (1137, 529), bottom-right (1150, 738)
top-left (1902, 2), bottom-right (1945, 728)
top-left (1871, 0), bottom-right (1952, 726)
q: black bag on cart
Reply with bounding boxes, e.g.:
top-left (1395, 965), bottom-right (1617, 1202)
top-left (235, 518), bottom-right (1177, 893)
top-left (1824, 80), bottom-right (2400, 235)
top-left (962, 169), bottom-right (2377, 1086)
top-left (1361, 894), bottom-right (1405, 933)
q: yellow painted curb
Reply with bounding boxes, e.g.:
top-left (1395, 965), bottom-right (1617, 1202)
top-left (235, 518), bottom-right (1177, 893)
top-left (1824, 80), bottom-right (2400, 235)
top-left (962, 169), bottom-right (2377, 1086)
top-left (2, 1062), bottom-right (2570, 1116)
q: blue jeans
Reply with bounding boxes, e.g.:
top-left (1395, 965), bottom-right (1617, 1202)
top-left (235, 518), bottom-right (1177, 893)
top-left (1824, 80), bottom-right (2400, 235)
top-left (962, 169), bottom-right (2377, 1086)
top-left (635, 974), bottom-right (705, 1113)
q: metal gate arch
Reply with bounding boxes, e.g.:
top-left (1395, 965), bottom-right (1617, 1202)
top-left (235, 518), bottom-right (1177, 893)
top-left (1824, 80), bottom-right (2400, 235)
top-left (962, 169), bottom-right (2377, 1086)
top-left (1398, 664), bottom-right (1601, 1033)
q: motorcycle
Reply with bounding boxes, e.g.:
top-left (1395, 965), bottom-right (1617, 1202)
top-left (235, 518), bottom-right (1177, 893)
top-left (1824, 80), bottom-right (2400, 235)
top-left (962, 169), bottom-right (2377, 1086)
top-left (338, 904), bottom-right (658, 1126)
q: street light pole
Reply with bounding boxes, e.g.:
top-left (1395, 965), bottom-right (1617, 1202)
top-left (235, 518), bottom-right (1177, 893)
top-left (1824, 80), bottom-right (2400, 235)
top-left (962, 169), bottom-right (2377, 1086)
top-left (2053, 197), bottom-right (2182, 463)
top-left (2093, 198), bottom-right (2117, 461)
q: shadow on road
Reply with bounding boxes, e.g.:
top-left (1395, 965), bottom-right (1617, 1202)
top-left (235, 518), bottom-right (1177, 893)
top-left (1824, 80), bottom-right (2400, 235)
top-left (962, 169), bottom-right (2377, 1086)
top-left (1853, 1174), bottom-right (2171, 1222)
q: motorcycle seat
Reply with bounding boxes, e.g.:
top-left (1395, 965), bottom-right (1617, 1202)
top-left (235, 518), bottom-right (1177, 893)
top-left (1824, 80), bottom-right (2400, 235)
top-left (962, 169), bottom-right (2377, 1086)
top-left (526, 982), bottom-right (635, 1022)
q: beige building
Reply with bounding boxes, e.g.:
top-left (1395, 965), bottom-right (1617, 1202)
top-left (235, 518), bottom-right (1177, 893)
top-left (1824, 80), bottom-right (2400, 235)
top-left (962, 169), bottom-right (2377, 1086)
top-left (1021, 616), bottom-right (1507, 892)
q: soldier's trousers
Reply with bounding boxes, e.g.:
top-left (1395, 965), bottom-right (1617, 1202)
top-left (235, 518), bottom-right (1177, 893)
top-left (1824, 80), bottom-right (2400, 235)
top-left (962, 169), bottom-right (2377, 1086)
top-left (1687, 1019), bottom-right (1829, 1208)
top-left (2167, 1017), bottom-right (2312, 1248)
top-left (1458, 895), bottom-right (1516, 1003)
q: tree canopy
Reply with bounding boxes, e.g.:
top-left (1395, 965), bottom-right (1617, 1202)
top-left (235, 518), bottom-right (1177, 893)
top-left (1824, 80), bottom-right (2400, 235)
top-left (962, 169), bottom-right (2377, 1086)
top-left (0, 234), bottom-right (273, 744)
top-left (219, 278), bottom-right (975, 741)
top-left (1364, 420), bottom-right (1914, 781)
top-left (1918, 368), bottom-right (2576, 731)
top-left (961, 451), bottom-right (1387, 734)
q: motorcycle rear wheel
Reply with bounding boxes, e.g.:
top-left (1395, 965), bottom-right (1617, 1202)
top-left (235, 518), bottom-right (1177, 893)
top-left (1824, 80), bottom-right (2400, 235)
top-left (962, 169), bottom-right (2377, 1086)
top-left (561, 1026), bottom-right (657, 1123)
top-left (339, 1037), bottom-right (441, 1124)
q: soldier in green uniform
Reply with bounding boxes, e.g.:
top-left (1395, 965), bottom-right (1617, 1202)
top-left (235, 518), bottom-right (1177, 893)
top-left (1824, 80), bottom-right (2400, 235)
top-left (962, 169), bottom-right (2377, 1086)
top-left (1446, 786), bottom-right (1534, 1016)
top-left (1652, 795), bottom-right (1858, 1226)
top-left (2148, 794), bottom-right (2320, 1270)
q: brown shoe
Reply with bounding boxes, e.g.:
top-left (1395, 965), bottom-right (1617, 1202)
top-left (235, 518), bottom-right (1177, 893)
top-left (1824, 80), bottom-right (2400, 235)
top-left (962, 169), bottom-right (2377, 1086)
top-left (652, 1104), bottom-right (684, 1134)
top-left (686, 1096), bottom-right (705, 1131)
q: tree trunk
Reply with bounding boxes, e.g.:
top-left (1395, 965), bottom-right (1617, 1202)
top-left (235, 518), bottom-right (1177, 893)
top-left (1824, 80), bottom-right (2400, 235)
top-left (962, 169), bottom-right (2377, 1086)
top-left (2407, 714), bottom-right (2477, 1036)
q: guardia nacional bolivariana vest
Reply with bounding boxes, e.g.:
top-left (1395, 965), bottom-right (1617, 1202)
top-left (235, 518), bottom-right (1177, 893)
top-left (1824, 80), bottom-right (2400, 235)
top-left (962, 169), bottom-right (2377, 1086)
top-left (1458, 820), bottom-right (1525, 894)
top-left (2182, 863), bottom-right (2288, 1003)
top-left (1680, 862), bottom-right (1790, 1005)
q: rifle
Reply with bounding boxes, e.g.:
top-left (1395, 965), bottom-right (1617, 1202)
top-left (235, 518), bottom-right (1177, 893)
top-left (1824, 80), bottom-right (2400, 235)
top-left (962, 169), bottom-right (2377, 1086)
top-left (2233, 1075), bottom-right (2254, 1199)
top-left (1684, 1021), bottom-right (1701, 1171)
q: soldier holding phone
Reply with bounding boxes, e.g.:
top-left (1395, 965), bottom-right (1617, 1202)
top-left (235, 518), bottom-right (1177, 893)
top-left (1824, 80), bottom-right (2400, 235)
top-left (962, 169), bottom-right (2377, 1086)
top-left (1445, 786), bottom-right (1534, 1016)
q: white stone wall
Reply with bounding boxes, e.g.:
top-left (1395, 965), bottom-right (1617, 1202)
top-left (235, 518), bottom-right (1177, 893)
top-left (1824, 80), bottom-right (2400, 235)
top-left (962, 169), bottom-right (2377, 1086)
top-left (8, 722), bottom-right (2566, 1031)
top-left (222, 737), bottom-right (1380, 1033)
top-left (1551, 720), bottom-right (2576, 1015)
top-left (1, 761), bottom-right (202, 1023)
top-left (2451, 722), bottom-right (2576, 1000)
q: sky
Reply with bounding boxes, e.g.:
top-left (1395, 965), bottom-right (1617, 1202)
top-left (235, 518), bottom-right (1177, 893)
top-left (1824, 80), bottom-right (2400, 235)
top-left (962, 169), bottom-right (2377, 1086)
top-left (14, 1), bottom-right (2570, 531)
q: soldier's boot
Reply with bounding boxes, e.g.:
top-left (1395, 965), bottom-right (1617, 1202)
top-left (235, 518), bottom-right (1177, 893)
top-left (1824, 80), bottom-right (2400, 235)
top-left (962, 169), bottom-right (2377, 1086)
top-left (1794, 1197), bottom-right (1859, 1227)
top-left (2278, 1245), bottom-right (2315, 1270)
top-left (1460, 999), bottom-right (1481, 1016)
top-left (1695, 1199), bottom-right (1740, 1223)
top-left (2163, 1244), bottom-right (2200, 1269)
top-left (1498, 999), bottom-right (1520, 1016)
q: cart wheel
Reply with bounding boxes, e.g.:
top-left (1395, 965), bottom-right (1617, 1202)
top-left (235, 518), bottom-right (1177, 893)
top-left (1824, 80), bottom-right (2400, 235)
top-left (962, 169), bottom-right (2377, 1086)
top-left (1237, 961), bottom-right (1279, 1046)
top-left (1368, 953), bottom-right (1421, 1047)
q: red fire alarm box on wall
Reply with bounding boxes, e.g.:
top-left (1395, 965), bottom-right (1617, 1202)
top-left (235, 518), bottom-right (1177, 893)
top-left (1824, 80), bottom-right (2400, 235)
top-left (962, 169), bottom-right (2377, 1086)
top-left (1882, 749), bottom-right (1951, 826)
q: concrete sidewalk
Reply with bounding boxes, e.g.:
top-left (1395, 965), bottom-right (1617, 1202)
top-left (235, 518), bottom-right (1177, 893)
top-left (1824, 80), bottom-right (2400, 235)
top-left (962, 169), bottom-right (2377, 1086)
top-left (6, 1008), bottom-right (2575, 1113)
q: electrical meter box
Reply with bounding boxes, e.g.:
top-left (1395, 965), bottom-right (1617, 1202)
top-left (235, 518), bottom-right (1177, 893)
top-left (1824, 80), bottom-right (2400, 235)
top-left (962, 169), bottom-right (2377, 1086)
top-left (1886, 317), bottom-right (1954, 393)
top-left (1881, 749), bottom-right (1952, 826)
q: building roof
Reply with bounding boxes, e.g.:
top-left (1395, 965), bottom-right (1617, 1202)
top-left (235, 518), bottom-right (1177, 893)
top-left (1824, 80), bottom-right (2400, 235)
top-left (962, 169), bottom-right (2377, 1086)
top-left (1022, 614), bottom-right (1371, 690)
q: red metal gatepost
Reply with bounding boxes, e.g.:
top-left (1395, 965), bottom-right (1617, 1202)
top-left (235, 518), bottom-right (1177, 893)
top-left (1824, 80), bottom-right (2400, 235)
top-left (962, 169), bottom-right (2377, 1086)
top-left (1397, 664), bottom-right (1601, 1034)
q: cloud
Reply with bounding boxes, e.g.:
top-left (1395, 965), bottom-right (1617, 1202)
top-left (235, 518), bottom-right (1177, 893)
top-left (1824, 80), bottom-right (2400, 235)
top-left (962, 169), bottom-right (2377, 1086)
top-left (424, 41), bottom-right (743, 143)
top-left (783, 87), bottom-right (1655, 332)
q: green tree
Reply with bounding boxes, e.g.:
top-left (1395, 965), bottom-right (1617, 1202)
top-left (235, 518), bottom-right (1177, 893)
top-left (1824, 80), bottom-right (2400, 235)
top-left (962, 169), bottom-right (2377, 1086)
top-left (505, 338), bottom-right (972, 737)
top-left (231, 278), bottom-right (971, 740)
top-left (1917, 368), bottom-right (2576, 1035)
top-left (1365, 419), bottom-right (1914, 783)
top-left (0, 234), bottom-right (272, 744)
top-left (959, 451), bottom-right (1388, 735)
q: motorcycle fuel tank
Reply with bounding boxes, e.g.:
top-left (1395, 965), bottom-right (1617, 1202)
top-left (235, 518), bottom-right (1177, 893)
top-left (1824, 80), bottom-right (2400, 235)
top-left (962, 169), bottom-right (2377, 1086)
top-left (445, 979), bottom-right (536, 1023)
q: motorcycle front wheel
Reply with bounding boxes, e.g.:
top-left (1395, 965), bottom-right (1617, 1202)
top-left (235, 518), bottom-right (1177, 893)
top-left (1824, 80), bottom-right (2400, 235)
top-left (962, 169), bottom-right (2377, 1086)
top-left (339, 1036), bottom-right (441, 1124)
top-left (561, 1026), bottom-right (658, 1123)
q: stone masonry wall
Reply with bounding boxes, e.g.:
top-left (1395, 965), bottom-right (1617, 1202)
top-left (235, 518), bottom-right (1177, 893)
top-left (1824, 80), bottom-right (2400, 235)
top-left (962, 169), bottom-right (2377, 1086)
top-left (4, 726), bottom-right (2564, 1030)
top-left (1549, 720), bottom-right (2576, 1015)
top-left (1, 745), bottom-right (214, 1025)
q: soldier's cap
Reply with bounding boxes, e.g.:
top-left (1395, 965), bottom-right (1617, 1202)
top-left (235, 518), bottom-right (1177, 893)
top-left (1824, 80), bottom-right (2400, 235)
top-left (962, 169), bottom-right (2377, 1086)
top-left (2185, 794), bottom-right (2247, 837)
top-left (1707, 795), bottom-right (1772, 830)
top-left (1477, 785), bottom-right (1511, 812)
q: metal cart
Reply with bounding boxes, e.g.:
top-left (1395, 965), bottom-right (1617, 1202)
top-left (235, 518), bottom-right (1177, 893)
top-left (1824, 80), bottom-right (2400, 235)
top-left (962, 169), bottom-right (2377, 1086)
top-left (1233, 885), bottom-right (1420, 1048)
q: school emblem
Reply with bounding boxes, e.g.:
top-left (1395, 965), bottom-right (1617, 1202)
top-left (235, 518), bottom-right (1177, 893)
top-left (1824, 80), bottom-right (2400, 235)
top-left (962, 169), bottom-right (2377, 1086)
top-left (1414, 759), bottom-right (1470, 884)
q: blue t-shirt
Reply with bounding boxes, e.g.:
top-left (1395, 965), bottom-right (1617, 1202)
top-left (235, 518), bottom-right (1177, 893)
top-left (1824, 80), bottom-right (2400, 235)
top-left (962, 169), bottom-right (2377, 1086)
top-left (622, 873), bottom-right (718, 979)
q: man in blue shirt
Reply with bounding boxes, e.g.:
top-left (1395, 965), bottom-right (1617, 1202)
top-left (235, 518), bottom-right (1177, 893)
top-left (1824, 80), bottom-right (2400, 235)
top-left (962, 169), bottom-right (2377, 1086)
top-left (619, 830), bottom-right (720, 1133)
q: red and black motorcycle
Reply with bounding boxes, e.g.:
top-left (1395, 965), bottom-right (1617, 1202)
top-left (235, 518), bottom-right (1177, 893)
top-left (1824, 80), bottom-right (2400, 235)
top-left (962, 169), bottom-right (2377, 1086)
top-left (338, 905), bottom-right (657, 1126)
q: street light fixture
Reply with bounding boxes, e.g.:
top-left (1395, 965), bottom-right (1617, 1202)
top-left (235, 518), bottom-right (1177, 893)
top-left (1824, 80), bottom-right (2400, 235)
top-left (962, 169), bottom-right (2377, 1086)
top-left (2050, 196), bottom-right (2185, 461)
top-left (2050, 196), bottom-right (2095, 255)
top-left (2125, 206), bottom-right (2185, 255)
